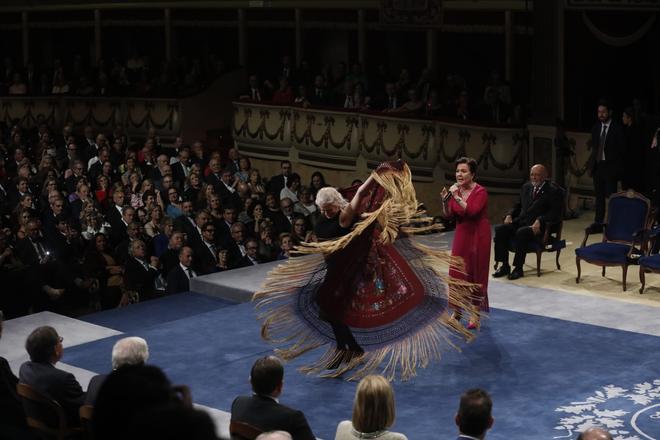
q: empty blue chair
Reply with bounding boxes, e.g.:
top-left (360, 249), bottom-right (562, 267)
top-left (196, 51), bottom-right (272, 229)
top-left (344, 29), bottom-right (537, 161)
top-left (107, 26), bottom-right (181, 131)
top-left (575, 191), bottom-right (651, 291)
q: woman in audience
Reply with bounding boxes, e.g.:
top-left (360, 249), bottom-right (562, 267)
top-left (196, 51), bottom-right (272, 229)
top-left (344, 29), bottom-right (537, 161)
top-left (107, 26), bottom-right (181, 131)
top-left (280, 173), bottom-right (301, 204)
top-left (243, 202), bottom-right (265, 237)
top-left (11, 207), bottom-right (32, 240)
top-left (83, 232), bottom-right (124, 309)
top-left (238, 197), bottom-right (255, 225)
top-left (144, 206), bottom-right (164, 238)
top-left (234, 157), bottom-right (252, 183)
top-left (81, 211), bottom-right (110, 242)
top-left (247, 169), bottom-right (266, 198)
top-left (309, 171), bottom-right (328, 197)
top-left (40, 178), bottom-right (60, 206)
top-left (290, 216), bottom-right (312, 245)
top-left (120, 156), bottom-right (141, 185)
top-left (127, 172), bottom-right (144, 208)
top-left (257, 220), bottom-right (278, 262)
top-left (196, 182), bottom-right (215, 210)
top-left (335, 375), bottom-right (407, 440)
top-left (95, 174), bottom-right (111, 209)
top-left (277, 232), bottom-right (293, 260)
top-left (153, 216), bottom-right (174, 257)
top-left (183, 172), bottom-right (202, 202)
top-left (215, 248), bottom-right (230, 272)
top-left (263, 192), bottom-right (281, 220)
top-left (207, 194), bottom-right (223, 223)
top-left (165, 187), bottom-right (183, 218)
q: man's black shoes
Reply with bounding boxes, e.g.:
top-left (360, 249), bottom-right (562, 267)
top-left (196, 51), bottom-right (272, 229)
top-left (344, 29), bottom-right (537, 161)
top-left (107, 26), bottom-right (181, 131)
top-left (492, 265), bottom-right (511, 278)
top-left (507, 267), bottom-right (524, 280)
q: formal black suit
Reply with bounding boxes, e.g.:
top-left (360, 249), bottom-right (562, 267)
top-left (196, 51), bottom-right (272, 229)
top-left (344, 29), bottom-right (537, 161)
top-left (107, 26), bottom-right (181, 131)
top-left (0, 357), bottom-right (25, 430)
top-left (234, 255), bottom-right (261, 269)
top-left (266, 174), bottom-right (287, 196)
top-left (166, 264), bottom-right (194, 294)
top-left (591, 119), bottom-right (626, 224)
top-left (84, 373), bottom-right (107, 406)
top-left (123, 257), bottom-right (160, 299)
top-left (192, 240), bottom-right (218, 275)
top-left (171, 161), bottom-right (189, 186)
top-left (216, 182), bottom-right (241, 209)
top-left (493, 180), bottom-right (563, 269)
top-left (18, 361), bottom-right (86, 426)
top-left (230, 394), bottom-right (315, 440)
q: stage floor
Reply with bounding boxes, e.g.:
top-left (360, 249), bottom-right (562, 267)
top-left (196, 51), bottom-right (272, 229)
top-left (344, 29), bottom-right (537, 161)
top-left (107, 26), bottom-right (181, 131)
top-left (2, 231), bottom-right (660, 439)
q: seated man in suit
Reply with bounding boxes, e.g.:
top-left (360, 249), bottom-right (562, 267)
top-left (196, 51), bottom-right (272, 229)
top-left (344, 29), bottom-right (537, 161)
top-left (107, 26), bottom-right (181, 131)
top-left (166, 246), bottom-right (197, 294)
top-left (19, 326), bottom-right (86, 426)
top-left (85, 336), bottom-right (150, 406)
top-left (234, 238), bottom-right (261, 268)
top-left (123, 240), bottom-right (161, 301)
top-left (231, 356), bottom-right (315, 440)
top-left (455, 388), bottom-right (494, 440)
top-left (492, 164), bottom-right (563, 280)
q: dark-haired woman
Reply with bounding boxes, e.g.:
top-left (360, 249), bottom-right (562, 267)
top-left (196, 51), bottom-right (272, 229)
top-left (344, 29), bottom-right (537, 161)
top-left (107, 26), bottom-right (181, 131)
top-left (441, 157), bottom-right (491, 329)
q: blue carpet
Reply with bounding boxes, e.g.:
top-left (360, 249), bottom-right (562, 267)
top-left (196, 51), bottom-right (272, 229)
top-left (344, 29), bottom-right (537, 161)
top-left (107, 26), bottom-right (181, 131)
top-left (78, 292), bottom-right (235, 332)
top-left (65, 298), bottom-right (660, 440)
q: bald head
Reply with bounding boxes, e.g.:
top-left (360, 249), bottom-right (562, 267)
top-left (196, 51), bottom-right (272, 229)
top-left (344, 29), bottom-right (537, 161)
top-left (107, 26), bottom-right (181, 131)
top-left (577, 427), bottom-right (613, 440)
top-left (529, 164), bottom-right (548, 186)
top-left (256, 432), bottom-right (292, 440)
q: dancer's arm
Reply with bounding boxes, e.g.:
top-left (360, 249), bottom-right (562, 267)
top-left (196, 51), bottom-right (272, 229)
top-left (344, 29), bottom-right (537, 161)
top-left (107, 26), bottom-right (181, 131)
top-left (339, 175), bottom-right (375, 227)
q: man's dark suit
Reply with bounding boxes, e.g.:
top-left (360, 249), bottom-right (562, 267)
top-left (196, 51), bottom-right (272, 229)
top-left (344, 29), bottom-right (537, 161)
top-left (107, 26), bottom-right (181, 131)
top-left (192, 241), bottom-right (218, 275)
top-left (230, 394), bottom-right (315, 440)
top-left (0, 357), bottom-right (25, 430)
top-left (216, 183), bottom-right (241, 209)
top-left (266, 174), bottom-right (287, 196)
top-left (18, 361), bottom-right (85, 426)
top-left (84, 373), bottom-right (107, 406)
top-left (171, 161), bottom-right (189, 186)
top-left (591, 120), bottom-right (626, 224)
top-left (123, 258), bottom-right (159, 299)
top-left (493, 180), bottom-right (563, 269)
top-left (166, 264), bottom-right (192, 294)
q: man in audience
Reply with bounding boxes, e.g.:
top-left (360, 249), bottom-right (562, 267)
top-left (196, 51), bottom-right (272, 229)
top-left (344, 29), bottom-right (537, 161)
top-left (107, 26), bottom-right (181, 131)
top-left (123, 240), bottom-right (160, 300)
top-left (492, 164), bottom-right (563, 280)
top-left (19, 326), bottom-right (86, 425)
top-left (235, 237), bottom-right (261, 268)
top-left (267, 160), bottom-right (293, 195)
top-left (231, 356), bottom-right (315, 440)
top-left (576, 427), bottom-right (613, 440)
top-left (273, 198), bottom-right (295, 236)
top-left (193, 222), bottom-right (219, 275)
top-left (160, 231), bottom-right (185, 275)
top-left (85, 336), bottom-right (150, 405)
top-left (455, 388), bottom-right (494, 440)
top-left (166, 246), bottom-right (197, 294)
top-left (257, 432), bottom-right (293, 440)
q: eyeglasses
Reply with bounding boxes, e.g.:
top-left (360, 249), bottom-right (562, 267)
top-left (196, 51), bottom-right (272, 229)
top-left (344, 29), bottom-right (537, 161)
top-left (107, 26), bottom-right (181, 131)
top-left (247, 246), bottom-right (258, 251)
top-left (205, 228), bottom-right (215, 233)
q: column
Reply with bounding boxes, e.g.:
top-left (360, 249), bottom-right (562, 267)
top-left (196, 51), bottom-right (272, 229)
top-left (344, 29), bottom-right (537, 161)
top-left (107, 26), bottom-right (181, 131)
top-left (164, 8), bottom-right (172, 62)
top-left (94, 9), bottom-right (101, 66)
top-left (357, 9), bottom-right (366, 66)
top-left (531, 1), bottom-right (564, 123)
top-left (295, 8), bottom-right (302, 68)
top-left (238, 8), bottom-right (247, 67)
top-left (426, 29), bottom-right (437, 72)
top-left (504, 10), bottom-right (513, 83)
top-left (21, 12), bottom-right (29, 67)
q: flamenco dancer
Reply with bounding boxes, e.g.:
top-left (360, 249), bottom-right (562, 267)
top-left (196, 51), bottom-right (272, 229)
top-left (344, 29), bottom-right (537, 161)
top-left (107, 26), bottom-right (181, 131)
top-left (253, 160), bottom-right (479, 380)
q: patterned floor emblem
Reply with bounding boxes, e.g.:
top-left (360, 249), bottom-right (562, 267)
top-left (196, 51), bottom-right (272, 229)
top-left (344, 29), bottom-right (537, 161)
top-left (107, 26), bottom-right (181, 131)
top-left (554, 380), bottom-right (660, 440)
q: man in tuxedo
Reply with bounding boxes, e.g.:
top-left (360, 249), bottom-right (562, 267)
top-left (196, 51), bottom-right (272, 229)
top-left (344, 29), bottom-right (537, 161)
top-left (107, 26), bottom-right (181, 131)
top-left (193, 223), bottom-right (219, 275)
top-left (159, 232), bottom-right (185, 276)
top-left (590, 101), bottom-right (626, 230)
top-left (272, 198), bottom-right (296, 236)
top-left (226, 147), bottom-right (241, 175)
top-left (231, 356), bottom-right (316, 440)
top-left (19, 326), bottom-right (86, 426)
top-left (226, 222), bottom-right (248, 268)
top-left (171, 146), bottom-right (191, 186)
top-left (454, 388), bottom-right (494, 440)
top-left (205, 158), bottom-right (223, 193)
top-left (492, 164), bottom-right (563, 280)
top-left (123, 240), bottom-right (160, 300)
top-left (166, 246), bottom-right (197, 294)
top-left (235, 238), bottom-right (261, 268)
top-left (217, 169), bottom-right (241, 208)
top-left (266, 161), bottom-right (292, 196)
top-left (308, 75), bottom-right (330, 107)
top-left (85, 336), bottom-right (150, 406)
top-left (374, 82), bottom-right (402, 111)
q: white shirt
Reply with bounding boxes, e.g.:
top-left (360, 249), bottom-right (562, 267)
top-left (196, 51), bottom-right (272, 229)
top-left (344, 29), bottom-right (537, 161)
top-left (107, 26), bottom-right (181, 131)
top-left (180, 263), bottom-right (196, 279)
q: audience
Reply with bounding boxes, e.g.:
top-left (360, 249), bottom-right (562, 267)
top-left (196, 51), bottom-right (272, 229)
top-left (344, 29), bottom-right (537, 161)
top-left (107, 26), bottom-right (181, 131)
top-left (455, 388), bottom-right (494, 440)
top-left (335, 374), bottom-right (407, 440)
top-left (19, 326), bottom-right (86, 426)
top-left (230, 356), bottom-right (316, 440)
top-left (86, 336), bottom-right (150, 405)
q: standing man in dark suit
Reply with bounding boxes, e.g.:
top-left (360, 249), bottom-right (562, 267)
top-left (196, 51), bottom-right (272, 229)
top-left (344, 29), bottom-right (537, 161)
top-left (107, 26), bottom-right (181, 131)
top-left (590, 100), bottom-right (626, 231)
top-left (18, 326), bottom-right (86, 426)
top-left (492, 164), bottom-right (563, 280)
top-left (166, 246), bottom-right (197, 294)
top-left (231, 356), bottom-right (316, 440)
top-left (266, 161), bottom-right (293, 196)
top-left (454, 388), bottom-right (494, 440)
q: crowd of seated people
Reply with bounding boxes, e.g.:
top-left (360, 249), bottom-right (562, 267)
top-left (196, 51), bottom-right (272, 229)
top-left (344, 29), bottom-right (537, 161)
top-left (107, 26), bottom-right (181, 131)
top-left (0, 51), bottom-right (227, 98)
top-left (240, 55), bottom-right (521, 125)
top-left (0, 120), bottom-right (338, 317)
top-left (0, 319), bottom-right (613, 440)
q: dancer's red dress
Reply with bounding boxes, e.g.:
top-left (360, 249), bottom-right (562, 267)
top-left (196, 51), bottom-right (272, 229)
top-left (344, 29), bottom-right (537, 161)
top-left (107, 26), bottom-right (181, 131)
top-left (447, 184), bottom-right (491, 311)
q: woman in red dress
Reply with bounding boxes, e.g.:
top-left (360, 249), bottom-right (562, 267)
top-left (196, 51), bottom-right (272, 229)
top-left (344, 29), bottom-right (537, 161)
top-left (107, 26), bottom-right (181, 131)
top-left (441, 157), bottom-right (491, 329)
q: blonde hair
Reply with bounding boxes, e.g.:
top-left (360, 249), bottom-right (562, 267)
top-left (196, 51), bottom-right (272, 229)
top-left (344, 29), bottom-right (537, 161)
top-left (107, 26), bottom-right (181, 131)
top-left (352, 375), bottom-right (396, 433)
top-left (315, 187), bottom-right (348, 210)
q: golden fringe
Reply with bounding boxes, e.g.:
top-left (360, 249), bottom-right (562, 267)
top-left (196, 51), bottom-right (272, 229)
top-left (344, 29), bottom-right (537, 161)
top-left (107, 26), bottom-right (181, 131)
top-left (251, 163), bottom-right (483, 380)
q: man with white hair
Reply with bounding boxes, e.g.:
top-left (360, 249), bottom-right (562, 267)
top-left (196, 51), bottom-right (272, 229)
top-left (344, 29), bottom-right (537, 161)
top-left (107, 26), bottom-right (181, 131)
top-left (256, 431), bottom-right (293, 440)
top-left (85, 337), bottom-right (149, 405)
